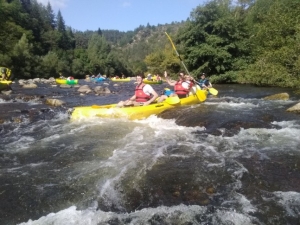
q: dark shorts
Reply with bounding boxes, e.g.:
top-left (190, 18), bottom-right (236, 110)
top-left (177, 94), bottom-right (188, 99)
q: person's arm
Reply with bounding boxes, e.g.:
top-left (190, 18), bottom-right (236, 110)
top-left (164, 71), bottom-right (176, 86)
top-left (205, 80), bottom-right (212, 88)
top-left (143, 85), bottom-right (158, 106)
top-left (127, 94), bottom-right (136, 101)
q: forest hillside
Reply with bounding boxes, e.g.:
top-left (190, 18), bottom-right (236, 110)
top-left (1, 0), bottom-right (300, 87)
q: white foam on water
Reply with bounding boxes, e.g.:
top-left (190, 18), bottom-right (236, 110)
top-left (206, 100), bottom-right (259, 109)
top-left (18, 202), bottom-right (258, 225)
top-left (214, 210), bottom-right (255, 225)
top-left (273, 191), bottom-right (300, 217)
top-left (5, 135), bottom-right (36, 152)
top-left (203, 119), bottom-right (300, 161)
top-left (7, 114), bottom-right (298, 225)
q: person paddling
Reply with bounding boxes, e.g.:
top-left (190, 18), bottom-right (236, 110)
top-left (1, 68), bottom-right (8, 81)
top-left (117, 74), bottom-right (158, 107)
top-left (198, 73), bottom-right (212, 90)
top-left (157, 71), bottom-right (194, 102)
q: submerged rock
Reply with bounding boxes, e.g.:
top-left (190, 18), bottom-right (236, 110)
top-left (263, 92), bottom-right (289, 100)
top-left (286, 102), bottom-right (300, 114)
top-left (22, 83), bottom-right (38, 89)
top-left (45, 98), bottom-right (65, 106)
top-left (94, 86), bottom-right (111, 94)
top-left (77, 85), bottom-right (92, 94)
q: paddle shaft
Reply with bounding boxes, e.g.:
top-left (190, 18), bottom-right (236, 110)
top-left (165, 32), bottom-right (191, 76)
top-left (165, 32), bottom-right (217, 97)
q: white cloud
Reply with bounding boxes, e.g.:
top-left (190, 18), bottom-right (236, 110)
top-left (36, 0), bottom-right (69, 9)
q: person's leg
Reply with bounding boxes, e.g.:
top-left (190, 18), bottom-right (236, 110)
top-left (157, 95), bottom-right (167, 103)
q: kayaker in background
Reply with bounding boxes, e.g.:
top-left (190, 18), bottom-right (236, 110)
top-left (156, 74), bottom-right (162, 81)
top-left (1, 68), bottom-right (8, 81)
top-left (117, 74), bottom-right (158, 107)
top-left (147, 73), bottom-right (152, 81)
top-left (157, 71), bottom-right (194, 102)
top-left (198, 73), bottom-right (212, 90)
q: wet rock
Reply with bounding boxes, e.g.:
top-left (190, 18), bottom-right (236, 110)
top-left (94, 86), bottom-right (111, 95)
top-left (77, 85), bottom-right (92, 94)
top-left (15, 95), bottom-right (40, 102)
top-left (48, 77), bottom-right (55, 82)
top-left (45, 98), bottom-right (65, 106)
top-left (12, 117), bottom-right (22, 123)
top-left (18, 79), bottom-right (26, 85)
top-left (33, 78), bottom-right (40, 83)
top-left (22, 83), bottom-right (38, 89)
top-left (206, 186), bottom-right (215, 194)
top-left (59, 84), bottom-right (72, 88)
top-left (184, 190), bottom-right (210, 205)
top-left (263, 92), bottom-right (289, 100)
top-left (1, 90), bottom-right (12, 95)
top-left (286, 102), bottom-right (300, 114)
top-left (172, 191), bottom-right (180, 197)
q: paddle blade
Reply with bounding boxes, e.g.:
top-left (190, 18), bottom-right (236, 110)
top-left (209, 88), bottom-right (218, 96)
top-left (196, 90), bottom-right (207, 102)
top-left (165, 96), bottom-right (180, 105)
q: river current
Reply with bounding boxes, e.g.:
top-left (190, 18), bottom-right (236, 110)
top-left (0, 79), bottom-right (300, 225)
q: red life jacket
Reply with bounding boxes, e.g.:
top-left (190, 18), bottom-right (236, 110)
top-left (174, 80), bottom-right (190, 96)
top-left (135, 83), bottom-right (150, 102)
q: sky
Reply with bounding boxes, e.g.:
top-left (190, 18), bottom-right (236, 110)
top-left (36, 0), bottom-right (206, 32)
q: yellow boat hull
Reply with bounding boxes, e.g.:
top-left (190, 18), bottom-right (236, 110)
top-left (0, 80), bottom-right (12, 90)
top-left (143, 79), bottom-right (162, 84)
top-left (70, 90), bottom-right (207, 121)
top-left (111, 77), bottom-right (131, 82)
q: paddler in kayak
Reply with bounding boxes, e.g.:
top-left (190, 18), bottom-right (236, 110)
top-left (1, 68), bottom-right (8, 81)
top-left (117, 74), bottom-right (159, 107)
top-left (157, 71), bottom-right (194, 102)
top-left (198, 73), bottom-right (212, 90)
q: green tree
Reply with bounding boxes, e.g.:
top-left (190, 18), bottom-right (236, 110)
top-left (11, 33), bottom-right (37, 79)
top-left (239, 0), bottom-right (300, 87)
top-left (87, 34), bottom-right (111, 74)
top-left (178, 0), bottom-right (251, 79)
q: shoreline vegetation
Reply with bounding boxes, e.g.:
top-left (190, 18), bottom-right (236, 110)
top-left (0, 0), bottom-right (300, 88)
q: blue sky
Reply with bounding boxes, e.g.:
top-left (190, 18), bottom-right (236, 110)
top-left (37, 0), bottom-right (206, 32)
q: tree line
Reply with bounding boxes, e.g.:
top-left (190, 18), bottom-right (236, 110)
top-left (1, 0), bottom-right (299, 87)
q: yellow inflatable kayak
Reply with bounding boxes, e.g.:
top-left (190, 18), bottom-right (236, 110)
top-left (143, 79), bottom-right (163, 84)
top-left (70, 90), bottom-right (207, 121)
top-left (0, 80), bottom-right (12, 90)
top-left (111, 77), bottom-right (131, 82)
top-left (55, 79), bottom-right (78, 85)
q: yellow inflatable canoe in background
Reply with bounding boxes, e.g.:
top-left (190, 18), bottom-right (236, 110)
top-left (143, 79), bottom-right (163, 84)
top-left (111, 77), bottom-right (131, 82)
top-left (0, 80), bottom-right (12, 90)
top-left (55, 79), bottom-right (78, 85)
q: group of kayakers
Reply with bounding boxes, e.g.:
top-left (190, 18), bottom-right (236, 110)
top-left (117, 71), bottom-right (212, 107)
top-left (146, 73), bottom-right (162, 81)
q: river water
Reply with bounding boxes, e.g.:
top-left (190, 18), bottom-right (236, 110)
top-left (1, 80), bottom-right (300, 225)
